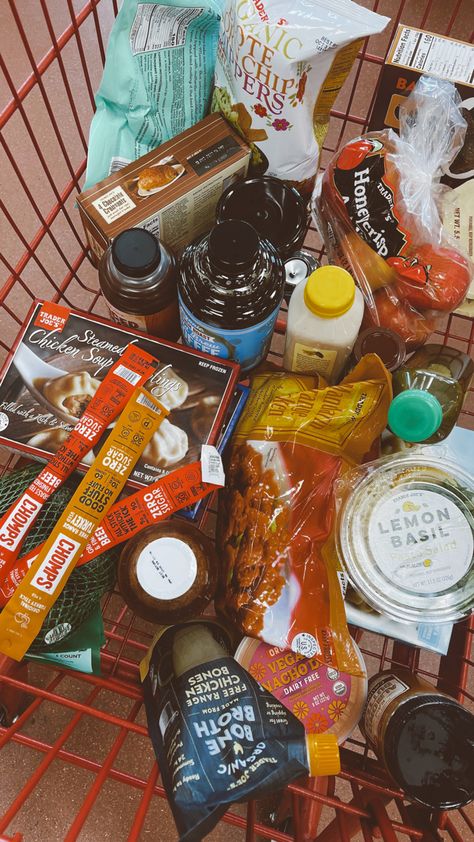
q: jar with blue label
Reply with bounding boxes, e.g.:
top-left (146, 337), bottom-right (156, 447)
top-left (178, 220), bottom-right (284, 371)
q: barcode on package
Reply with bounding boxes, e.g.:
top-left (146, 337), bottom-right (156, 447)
top-left (92, 186), bottom-right (136, 224)
top-left (137, 392), bottom-right (162, 413)
top-left (115, 365), bottom-right (141, 386)
top-left (201, 444), bottom-right (225, 486)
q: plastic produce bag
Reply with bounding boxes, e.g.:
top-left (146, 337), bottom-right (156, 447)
top-left (0, 465), bottom-right (117, 651)
top-left (217, 355), bottom-right (392, 675)
top-left (212, 0), bottom-right (389, 196)
top-left (85, 0), bottom-right (223, 188)
top-left (314, 76), bottom-right (472, 349)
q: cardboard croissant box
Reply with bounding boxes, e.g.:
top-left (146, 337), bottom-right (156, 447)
top-left (0, 301), bottom-right (240, 509)
top-left (77, 113), bottom-right (251, 265)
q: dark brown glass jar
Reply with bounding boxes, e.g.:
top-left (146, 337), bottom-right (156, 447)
top-left (361, 667), bottom-right (474, 810)
top-left (353, 327), bottom-right (406, 372)
top-left (99, 228), bottom-right (180, 340)
top-left (118, 521), bottom-right (217, 624)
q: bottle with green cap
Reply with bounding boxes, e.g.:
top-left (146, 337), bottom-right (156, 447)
top-left (388, 344), bottom-right (474, 443)
top-left (283, 265), bottom-right (364, 383)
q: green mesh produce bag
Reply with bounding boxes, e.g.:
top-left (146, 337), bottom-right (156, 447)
top-left (0, 464), bottom-right (118, 653)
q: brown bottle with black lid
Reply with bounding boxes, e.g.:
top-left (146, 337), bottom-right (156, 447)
top-left (99, 228), bottom-right (180, 340)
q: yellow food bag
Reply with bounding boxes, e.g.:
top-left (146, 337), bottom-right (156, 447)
top-left (217, 354), bottom-right (392, 675)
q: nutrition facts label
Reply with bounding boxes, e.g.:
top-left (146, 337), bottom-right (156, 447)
top-left (130, 4), bottom-right (204, 53)
top-left (390, 26), bottom-right (474, 85)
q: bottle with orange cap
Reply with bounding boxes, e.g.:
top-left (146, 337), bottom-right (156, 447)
top-left (283, 265), bottom-right (364, 383)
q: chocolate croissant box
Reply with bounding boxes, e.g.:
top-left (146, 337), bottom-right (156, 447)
top-left (0, 301), bottom-right (240, 517)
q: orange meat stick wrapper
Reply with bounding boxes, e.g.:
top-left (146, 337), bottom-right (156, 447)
top-left (0, 386), bottom-right (167, 661)
top-left (0, 343), bottom-right (157, 577)
top-left (0, 458), bottom-right (220, 604)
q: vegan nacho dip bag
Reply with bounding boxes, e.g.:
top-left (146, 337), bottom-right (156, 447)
top-left (212, 0), bottom-right (389, 195)
top-left (217, 355), bottom-right (392, 674)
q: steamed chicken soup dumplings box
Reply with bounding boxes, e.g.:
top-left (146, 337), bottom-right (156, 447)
top-left (0, 301), bottom-right (239, 507)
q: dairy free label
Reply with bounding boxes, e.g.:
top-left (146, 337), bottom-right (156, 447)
top-left (368, 488), bottom-right (473, 594)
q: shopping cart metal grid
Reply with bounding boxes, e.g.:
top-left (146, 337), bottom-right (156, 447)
top-left (0, 1), bottom-right (473, 840)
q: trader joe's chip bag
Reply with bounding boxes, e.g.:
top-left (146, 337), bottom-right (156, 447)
top-left (217, 355), bottom-right (392, 675)
top-left (212, 0), bottom-right (389, 195)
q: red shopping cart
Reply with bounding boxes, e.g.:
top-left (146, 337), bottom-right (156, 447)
top-left (1, 1), bottom-right (473, 840)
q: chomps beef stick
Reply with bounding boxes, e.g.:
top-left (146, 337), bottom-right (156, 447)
top-left (0, 385), bottom-right (167, 661)
top-left (0, 344), bottom-right (156, 577)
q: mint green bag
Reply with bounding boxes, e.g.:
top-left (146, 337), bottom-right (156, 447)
top-left (85, 0), bottom-right (223, 188)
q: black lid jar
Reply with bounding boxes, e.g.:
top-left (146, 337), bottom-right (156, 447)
top-left (216, 177), bottom-right (308, 261)
top-left (362, 668), bottom-right (474, 810)
top-left (99, 228), bottom-right (180, 340)
top-left (178, 220), bottom-right (284, 372)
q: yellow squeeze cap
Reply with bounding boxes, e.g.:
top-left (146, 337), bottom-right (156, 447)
top-left (304, 266), bottom-right (355, 318)
top-left (306, 732), bottom-right (341, 776)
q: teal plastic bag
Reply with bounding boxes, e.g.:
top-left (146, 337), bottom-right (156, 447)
top-left (85, 0), bottom-right (223, 188)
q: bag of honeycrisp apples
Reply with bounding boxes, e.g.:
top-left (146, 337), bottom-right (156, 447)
top-left (314, 76), bottom-right (472, 349)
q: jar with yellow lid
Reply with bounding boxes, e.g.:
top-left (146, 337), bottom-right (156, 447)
top-left (283, 265), bottom-right (364, 383)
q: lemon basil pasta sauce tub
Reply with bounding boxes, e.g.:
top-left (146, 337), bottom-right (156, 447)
top-left (336, 453), bottom-right (474, 624)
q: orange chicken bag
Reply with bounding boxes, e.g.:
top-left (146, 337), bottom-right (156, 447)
top-left (217, 355), bottom-right (392, 675)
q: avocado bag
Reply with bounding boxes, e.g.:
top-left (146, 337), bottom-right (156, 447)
top-left (26, 606), bottom-right (104, 675)
top-left (141, 621), bottom-right (339, 842)
top-left (85, 0), bottom-right (224, 187)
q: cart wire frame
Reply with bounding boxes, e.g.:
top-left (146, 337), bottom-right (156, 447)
top-left (0, 1), bottom-right (473, 840)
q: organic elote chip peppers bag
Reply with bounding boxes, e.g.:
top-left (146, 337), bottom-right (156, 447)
top-left (212, 0), bottom-right (389, 196)
top-left (217, 355), bottom-right (392, 675)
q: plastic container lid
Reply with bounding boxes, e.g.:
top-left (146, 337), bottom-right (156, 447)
top-left (388, 390), bottom-right (443, 442)
top-left (209, 220), bottom-right (259, 271)
top-left (284, 250), bottom-right (320, 301)
top-left (216, 176), bottom-right (307, 259)
top-left (234, 636), bottom-right (367, 745)
top-left (304, 266), bottom-right (355, 318)
top-left (112, 229), bottom-right (161, 278)
top-left (337, 453), bottom-right (474, 624)
top-left (353, 327), bottom-right (406, 372)
top-left (386, 695), bottom-right (474, 810)
top-left (306, 733), bottom-right (340, 777)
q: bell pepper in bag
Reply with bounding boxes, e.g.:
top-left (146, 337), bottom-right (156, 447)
top-left (315, 76), bottom-right (472, 348)
top-left (217, 355), bottom-right (392, 675)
